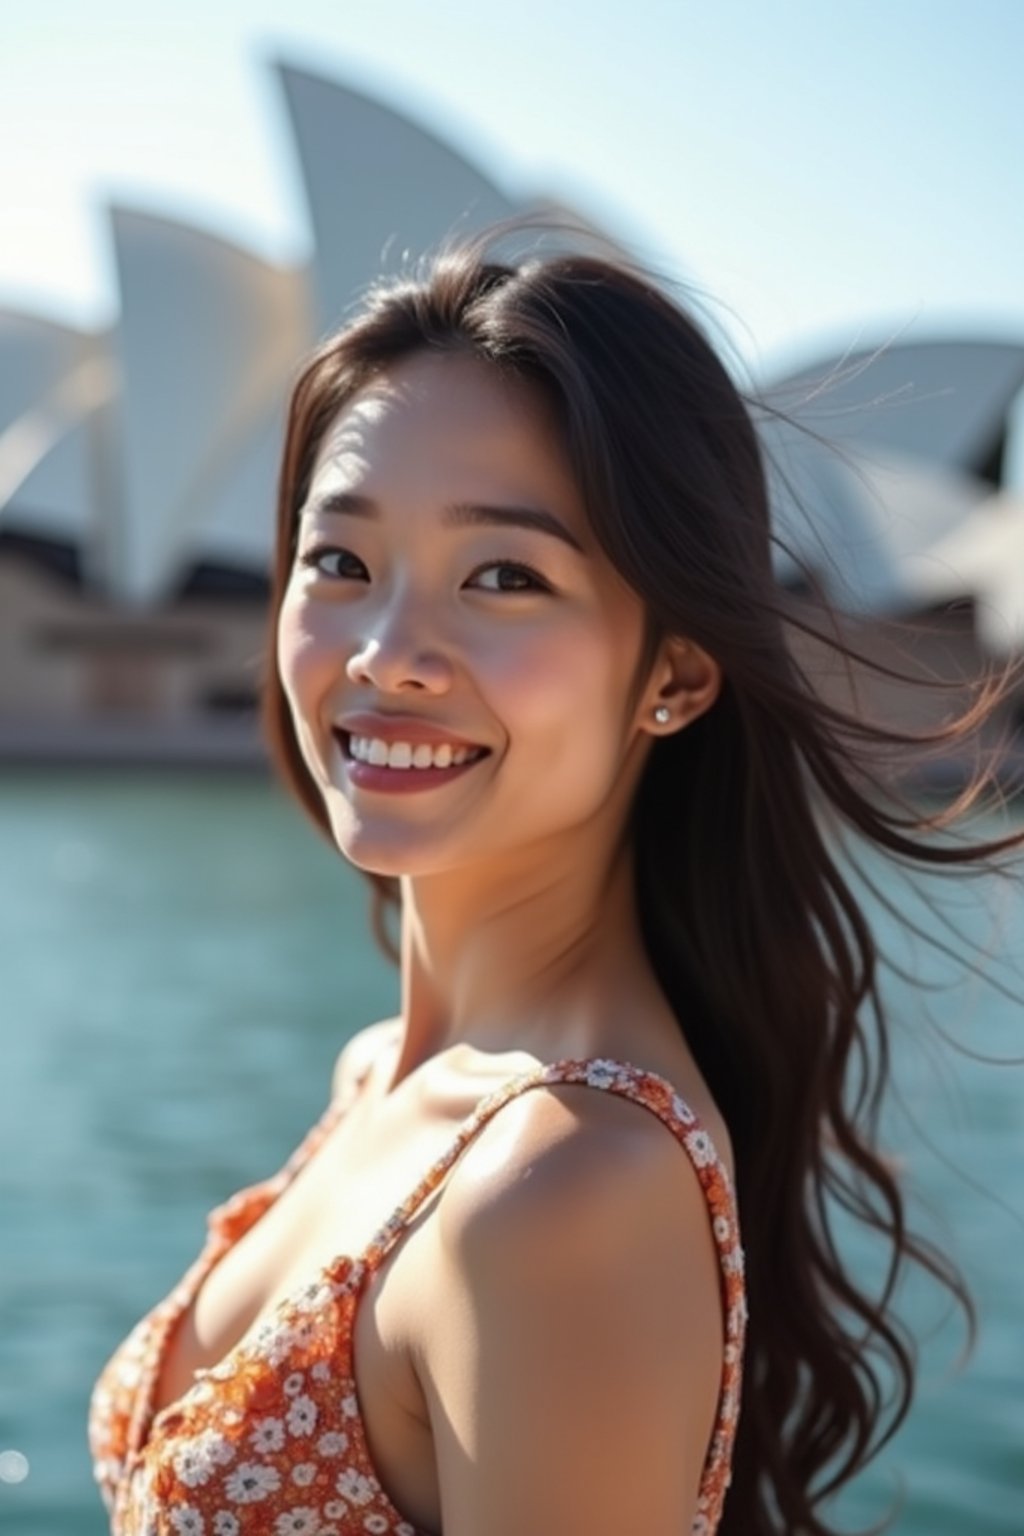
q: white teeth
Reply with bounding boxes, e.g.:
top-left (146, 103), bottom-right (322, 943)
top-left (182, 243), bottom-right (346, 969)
top-left (345, 734), bottom-right (481, 771)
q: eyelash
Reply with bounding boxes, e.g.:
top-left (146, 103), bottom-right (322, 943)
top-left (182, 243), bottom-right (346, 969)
top-left (297, 546), bottom-right (365, 579)
top-left (297, 544), bottom-right (552, 594)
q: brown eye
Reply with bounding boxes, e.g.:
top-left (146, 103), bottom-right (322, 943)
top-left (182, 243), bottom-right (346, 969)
top-left (468, 560), bottom-right (550, 594)
top-left (298, 545), bottom-right (368, 580)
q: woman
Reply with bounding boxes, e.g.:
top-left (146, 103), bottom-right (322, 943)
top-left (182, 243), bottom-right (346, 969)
top-left (89, 217), bottom-right (1024, 1535)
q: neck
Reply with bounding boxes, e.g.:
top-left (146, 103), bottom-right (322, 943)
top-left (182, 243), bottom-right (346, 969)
top-left (382, 826), bottom-right (669, 1093)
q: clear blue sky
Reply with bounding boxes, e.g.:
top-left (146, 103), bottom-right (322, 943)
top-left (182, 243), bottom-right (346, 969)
top-left (2, 0), bottom-right (1022, 378)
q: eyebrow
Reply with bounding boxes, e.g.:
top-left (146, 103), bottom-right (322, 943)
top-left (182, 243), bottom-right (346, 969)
top-left (299, 490), bottom-right (586, 555)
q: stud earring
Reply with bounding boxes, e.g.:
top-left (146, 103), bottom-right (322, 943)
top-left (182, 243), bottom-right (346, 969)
top-left (654, 706), bottom-right (671, 725)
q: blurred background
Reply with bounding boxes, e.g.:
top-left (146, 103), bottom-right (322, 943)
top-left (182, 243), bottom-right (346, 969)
top-left (1, 2), bottom-right (1022, 1531)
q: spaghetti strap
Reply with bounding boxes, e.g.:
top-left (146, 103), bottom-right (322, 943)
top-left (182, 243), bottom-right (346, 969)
top-left (356, 1054), bottom-right (747, 1529)
top-left (360, 1054), bottom-right (741, 1274)
top-left (89, 1053), bottom-right (746, 1536)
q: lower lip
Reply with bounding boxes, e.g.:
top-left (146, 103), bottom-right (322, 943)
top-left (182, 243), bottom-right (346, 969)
top-left (332, 734), bottom-right (489, 795)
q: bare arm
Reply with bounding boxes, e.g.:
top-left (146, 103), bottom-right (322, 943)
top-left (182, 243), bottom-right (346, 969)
top-left (420, 1086), bottom-right (726, 1536)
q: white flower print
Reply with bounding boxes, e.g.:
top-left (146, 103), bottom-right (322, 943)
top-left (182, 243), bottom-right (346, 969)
top-left (583, 1058), bottom-right (621, 1089)
top-left (316, 1430), bottom-right (349, 1457)
top-left (173, 1431), bottom-right (236, 1487)
top-left (224, 1461), bottom-right (282, 1503)
top-left (723, 1246), bottom-right (744, 1275)
top-left (273, 1508), bottom-right (321, 1535)
top-left (249, 1417), bottom-right (286, 1455)
top-left (294, 1280), bottom-right (335, 1315)
top-left (339, 1392), bottom-right (359, 1419)
top-left (713, 1214), bottom-right (731, 1243)
top-left (691, 1515), bottom-right (712, 1536)
top-left (335, 1467), bottom-right (376, 1506)
top-left (683, 1128), bottom-right (716, 1168)
top-left (213, 1516), bottom-right (240, 1536)
top-left (169, 1506), bottom-right (205, 1536)
top-left (211, 1434), bottom-right (235, 1465)
top-left (283, 1371), bottom-right (306, 1397)
top-left (323, 1500), bottom-right (348, 1519)
top-left (311, 1360), bottom-right (331, 1383)
top-left (291, 1462), bottom-right (318, 1486)
top-left (363, 1516), bottom-right (390, 1534)
top-left (671, 1092), bottom-right (696, 1126)
top-left (255, 1320), bottom-right (300, 1368)
top-left (287, 1392), bottom-right (318, 1436)
top-left (290, 1315), bottom-right (320, 1350)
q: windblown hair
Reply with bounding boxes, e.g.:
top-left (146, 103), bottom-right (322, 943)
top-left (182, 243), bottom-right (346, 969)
top-left (261, 215), bottom-right (1024, 1534)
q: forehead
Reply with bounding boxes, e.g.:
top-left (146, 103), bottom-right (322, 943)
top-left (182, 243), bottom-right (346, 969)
top-left (309, 351), bottom-right (583, 514)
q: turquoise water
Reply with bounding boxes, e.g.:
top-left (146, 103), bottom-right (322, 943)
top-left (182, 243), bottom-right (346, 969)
top-left (0, 774), bottom-right (1021, 1534)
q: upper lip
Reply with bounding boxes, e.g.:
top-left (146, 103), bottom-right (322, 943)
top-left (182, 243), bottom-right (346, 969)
top-left (334, 712), bottom-right (489, 751)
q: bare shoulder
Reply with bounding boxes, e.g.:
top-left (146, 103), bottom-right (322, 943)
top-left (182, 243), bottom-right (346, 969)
top-left (439, 1077), bottom-right (723, 1270)
top-left (420, 1081), bottom-right (728, 1534)
top-left (330, 1017), bottom-right (400, 1104)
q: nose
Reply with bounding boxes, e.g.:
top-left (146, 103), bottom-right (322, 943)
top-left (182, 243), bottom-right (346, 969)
top-left (344, 603), bottom-right (455, 696)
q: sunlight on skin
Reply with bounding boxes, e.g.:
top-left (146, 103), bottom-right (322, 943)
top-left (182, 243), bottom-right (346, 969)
top-left (275, 348), bottom-right (721, 1078)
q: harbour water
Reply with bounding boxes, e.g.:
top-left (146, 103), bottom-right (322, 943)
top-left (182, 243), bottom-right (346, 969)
top-left (1, 773), bottom-right (1021, 1534)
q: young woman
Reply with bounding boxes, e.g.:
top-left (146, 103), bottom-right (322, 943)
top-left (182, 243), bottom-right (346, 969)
top-left (89, 217), bottom-right (1024, 1536)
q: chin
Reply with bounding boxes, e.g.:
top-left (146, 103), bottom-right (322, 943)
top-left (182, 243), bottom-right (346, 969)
top-left (324, 804), bottom-right (469, 880)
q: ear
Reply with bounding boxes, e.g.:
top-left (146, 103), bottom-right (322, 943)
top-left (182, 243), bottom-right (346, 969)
top-left (638, 635), bottom-right (721, 738)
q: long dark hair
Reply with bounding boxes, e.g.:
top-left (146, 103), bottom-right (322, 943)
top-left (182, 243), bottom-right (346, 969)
top-left (260, 215), bottom-right (1024, 1534)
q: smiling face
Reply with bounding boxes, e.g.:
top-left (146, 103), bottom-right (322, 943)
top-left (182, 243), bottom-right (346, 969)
top-left (276, 348), bottom-right (659, 879)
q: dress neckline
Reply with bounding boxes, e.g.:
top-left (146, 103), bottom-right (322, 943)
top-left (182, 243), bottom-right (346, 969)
top-left (131, 1055), bottom-right (739, 1493)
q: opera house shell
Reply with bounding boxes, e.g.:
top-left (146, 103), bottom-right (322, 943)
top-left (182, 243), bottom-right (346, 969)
top-left (1, 59), bottom-right (1022, 786)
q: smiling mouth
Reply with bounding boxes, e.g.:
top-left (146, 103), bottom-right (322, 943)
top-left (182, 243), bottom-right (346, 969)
top-left (334, 730), bottom-right (490, 772)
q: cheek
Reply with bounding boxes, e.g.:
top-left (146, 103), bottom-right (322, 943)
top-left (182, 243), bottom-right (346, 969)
top-left (276, 590), bottom-right (335, 746)
top-left (483, 618), bottom-right (631, 766)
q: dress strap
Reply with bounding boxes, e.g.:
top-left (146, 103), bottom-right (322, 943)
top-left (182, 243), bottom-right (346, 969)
top-left (355, 1056), bottom-right (748, 1530)
top-left (358, 1056), bottom-right (742, 1283)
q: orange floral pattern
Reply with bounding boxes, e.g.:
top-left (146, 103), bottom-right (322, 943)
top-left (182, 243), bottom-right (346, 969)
top-left (89, 1057), bottom-right (747, 1535)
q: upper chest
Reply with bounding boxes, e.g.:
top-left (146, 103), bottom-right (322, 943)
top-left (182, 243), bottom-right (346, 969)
top-left (148, 1090), bottom-right (479, 1535)
top-left (155, 1089), bottom-right (466, 1405)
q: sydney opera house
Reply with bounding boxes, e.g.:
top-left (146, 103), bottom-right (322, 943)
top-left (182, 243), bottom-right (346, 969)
top-left (2, 59), bottom-right (1023, 790)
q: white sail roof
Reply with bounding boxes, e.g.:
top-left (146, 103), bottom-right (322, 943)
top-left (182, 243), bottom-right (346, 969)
top-left (0, 309), bottom-right (116, 559)
top-left (763, 339), bottom-right (1024, 475)
top-left (107, 206), bottom-right (309, 603)
top-left (276, 61), bottom-right (520, 336)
